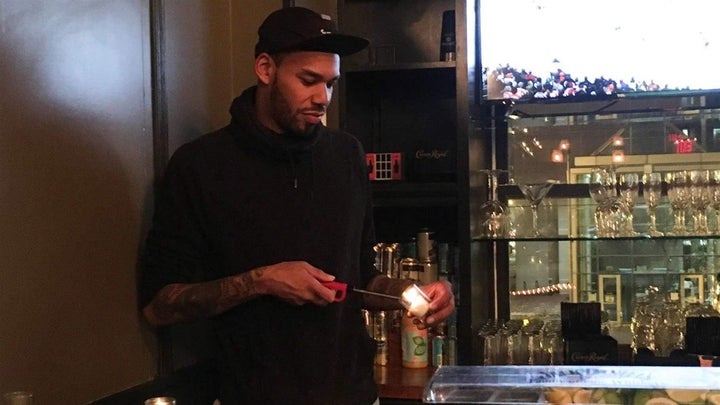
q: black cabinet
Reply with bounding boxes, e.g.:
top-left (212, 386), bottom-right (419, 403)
top-left (338, 0), bottom-right (478, 363)
top-left (338, 0), bottom-right (720, 370)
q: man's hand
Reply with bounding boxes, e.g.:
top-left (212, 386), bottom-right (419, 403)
top-left (255, 261), bottom-right (337, 305)
top-left (415, 280), bottom-right (455, 329)
top-left (142, 261), bottom-right (338, 326)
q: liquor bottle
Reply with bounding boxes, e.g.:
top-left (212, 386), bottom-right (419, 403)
top-left (431, 322), bottom-right (447, 367)
top-left (374, 311), bottom-right (388, 366)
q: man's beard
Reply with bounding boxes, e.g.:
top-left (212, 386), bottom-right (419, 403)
top-left (269, 80), bottom-right (314, 135)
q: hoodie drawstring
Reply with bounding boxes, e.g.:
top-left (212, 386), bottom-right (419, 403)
top-left (285, 147), bottom-right (314, 196)
top-left (286, 149), bottom-right (298, 189)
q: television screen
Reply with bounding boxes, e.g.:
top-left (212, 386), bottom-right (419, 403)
top-left (479, 0), bottom-right (720, 103)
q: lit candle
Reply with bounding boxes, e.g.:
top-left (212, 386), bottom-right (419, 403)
top-left (144, 397), bottom-right (176, 405)
top-left (400, 284), bottom-right (431, 317)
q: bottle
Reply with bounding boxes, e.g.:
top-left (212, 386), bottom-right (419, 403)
top-left (432, 322), bottom-right (447, 367)
top-left (401, 313), bottom-right (428, 368)
top-left (439, 10), bottom-right (456, 61)
top-left (446, 314), bottom-right (457, 365)
top-left (374, 311), bottom-right (388, 366)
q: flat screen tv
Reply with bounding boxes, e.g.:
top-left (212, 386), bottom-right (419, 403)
top-left (479, 0), bottom-right (720, 104)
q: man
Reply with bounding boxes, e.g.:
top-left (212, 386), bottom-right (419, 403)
top-left (140, 7), bottom-right (455, 404)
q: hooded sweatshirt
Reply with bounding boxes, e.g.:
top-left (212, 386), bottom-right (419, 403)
top-left (141, 86), bottom-right (381, 404)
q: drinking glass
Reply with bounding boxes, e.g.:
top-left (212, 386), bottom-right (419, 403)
top-left (589, 168), bottom-right (617, 237)
top-left (667, 171), bottom-right (689, 236)
top-left (630, 291), bottom-right (664, 354)
top-left (618, 173), bottom-right (640, 236)
top-left (643, 172), bottom-right (664, 236)
top-left (654, 301), bottom-right (685, 357)
top-left (589, 167), bottom-right (616, 202)
top-left (709, 170), bottom-right (720, 234)
top-left (3, 392), bottom-right (32, 405)
top-left (688, 169), bottom-right (710, 235)
top-left (476, 169), bottom-right (509, 238)
top-left (517, 180), bottom-right (557, 237)
top-left (477, 320), bottom-right (500, 365)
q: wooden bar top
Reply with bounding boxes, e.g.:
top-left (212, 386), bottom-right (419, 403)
top-left (375, 362), bottom-right (436, 399)
top-left (374, 329), bottom-right (437, 400)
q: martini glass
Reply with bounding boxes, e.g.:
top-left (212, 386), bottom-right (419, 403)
top-left (517, 180), bottom-right (558, 237)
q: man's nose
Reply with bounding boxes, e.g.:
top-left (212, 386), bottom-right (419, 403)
top-left (312, 85), bottom-right (332, 106)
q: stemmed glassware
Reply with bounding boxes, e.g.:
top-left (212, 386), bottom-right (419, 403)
top-left (589, 167), bottom-right (617, 237)
top-left (618, 173), bottom-right (640, 236)
top-left (643, 172), bottom-right (664, 237)
top-left (710, 170), bottom-right (720, 234)
top-left (517, 180), bottom-right (557, 237)
top-left (476, 169), bottom-right (509, 238)
top-left (667, 171), bottom-right (689, 236)
top-left (688, 169), bottom-right (710, 235)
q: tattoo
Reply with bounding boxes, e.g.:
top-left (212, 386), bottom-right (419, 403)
top-left (144, 269), bottom-right (263, 326)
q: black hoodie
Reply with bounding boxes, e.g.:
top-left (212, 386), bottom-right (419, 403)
top-left (141, 86), bottom-right (381, 404)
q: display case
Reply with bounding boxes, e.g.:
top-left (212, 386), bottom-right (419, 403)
top-left (338, 0), bottom-right (720, 370)
top-left (468, 0), bottom-right (720, 362)
top-left (470, 104), bottom-right (720, 362)
top-left (423, 365), bottom-right (720, 404)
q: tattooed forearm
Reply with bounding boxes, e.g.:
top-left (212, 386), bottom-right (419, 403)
top-left (143, 268), bottom-right (264, 326)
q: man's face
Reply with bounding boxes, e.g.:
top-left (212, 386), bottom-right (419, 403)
top-left (268, 51), bottom-right (340, 134)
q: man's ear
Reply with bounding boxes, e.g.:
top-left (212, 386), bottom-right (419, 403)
top-left (255, 53), bottom-right (275, 85)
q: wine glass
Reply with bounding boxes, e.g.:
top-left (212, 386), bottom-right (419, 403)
top-left (667, 171), bottom-right (689, 236)
top-left (476, 169), bottom-right (509, 238)
top-left (688, 169), bottom-right (710, 235)
top-left (618, 173), bottom-right (640, 236)
top-left (709, 170), bottom-right (720, 234)
top-left (589, 167), bottom-right (617, 237)
top-left (517, 180), bottom-right (557, 237)
top-left (643, 172), bottom-right (664, 237)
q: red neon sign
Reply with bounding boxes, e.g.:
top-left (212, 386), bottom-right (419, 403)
top-left (667, 133), bottom-right (694, 153)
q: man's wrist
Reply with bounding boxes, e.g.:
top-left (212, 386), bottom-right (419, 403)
top-left (242, 267), bottom-right (267, 295)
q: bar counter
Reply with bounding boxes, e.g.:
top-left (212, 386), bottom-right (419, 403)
top-left (375, 362), bottom-right (435, 400)
top-left (374, 330), bottom-right (436, 401)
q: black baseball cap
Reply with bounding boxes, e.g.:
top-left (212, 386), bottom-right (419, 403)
top-left (255, 7), bottom-right (369, 57)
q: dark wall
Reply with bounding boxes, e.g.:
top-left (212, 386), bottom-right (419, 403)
top-left (0, 1), bottom-right (155, 403)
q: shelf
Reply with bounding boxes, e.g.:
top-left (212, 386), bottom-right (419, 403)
top-left (495, 183), bottom-right (671, 200)
top-left (496, 183), bottom-right (590, 200)
top-left (372, 182), bottom-right (458, 207)
top-left (344, 61), bottom-right (456, 73)
top-left (474, 234), bottom-right (720, 242)
top-left (495, 91), bottom-right (720, 118)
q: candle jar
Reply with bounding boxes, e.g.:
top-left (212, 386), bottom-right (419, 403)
top-left (3, 391), bottom-right (33, 405)
top-left (144, 397), bottom-right (176, 405)
top-left (400, 284), bottom-right (431, 317)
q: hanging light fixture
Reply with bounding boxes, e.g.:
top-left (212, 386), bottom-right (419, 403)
top-left (612, 149), bottom-right (625, 163)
